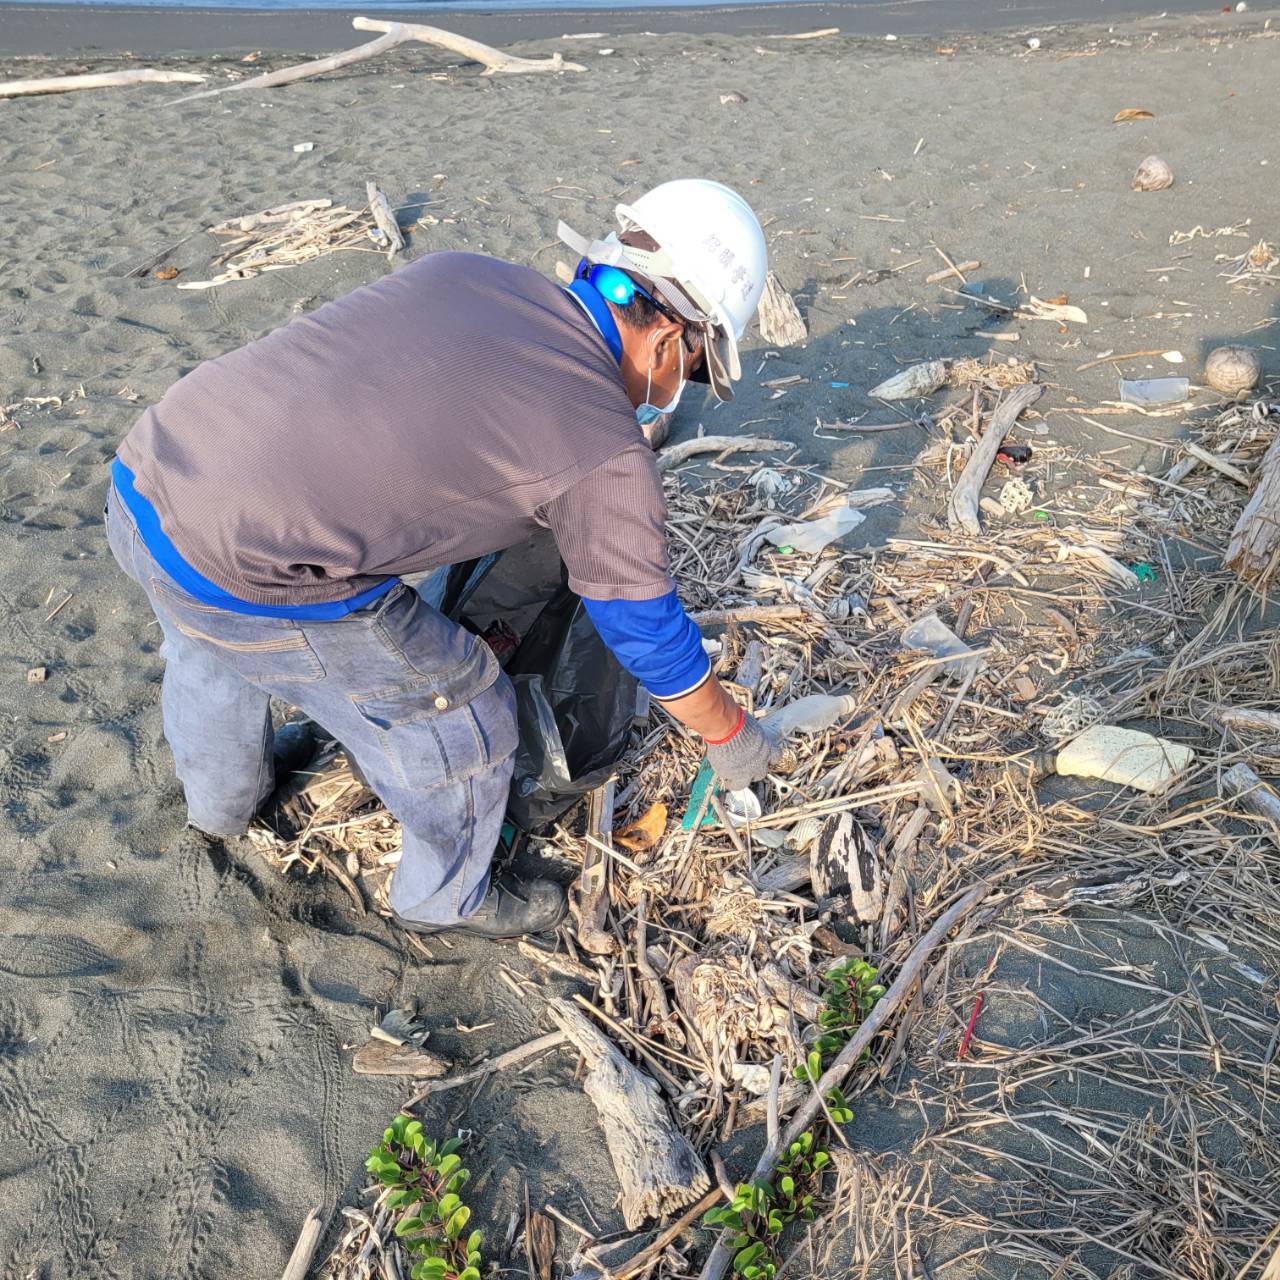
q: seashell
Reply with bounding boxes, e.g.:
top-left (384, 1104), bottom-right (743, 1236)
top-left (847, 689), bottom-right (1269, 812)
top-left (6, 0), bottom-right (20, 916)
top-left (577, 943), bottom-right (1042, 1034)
top-left (785, 816), bottom-right (823, 852)
top-left (1132, 155), bottom-right (1174, 192)
top-left (1204, 345), bottom-right (1261, 396)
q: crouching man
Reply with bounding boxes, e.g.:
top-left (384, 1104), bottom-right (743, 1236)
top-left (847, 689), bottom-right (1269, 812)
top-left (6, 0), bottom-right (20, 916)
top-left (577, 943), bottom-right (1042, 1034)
top-left (106, 179), bottom-right (777, 940)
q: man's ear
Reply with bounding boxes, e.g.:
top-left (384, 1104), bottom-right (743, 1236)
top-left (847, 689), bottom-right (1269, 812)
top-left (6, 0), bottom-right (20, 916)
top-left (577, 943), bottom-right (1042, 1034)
top-left (652, 317), bottom-right (685, 367)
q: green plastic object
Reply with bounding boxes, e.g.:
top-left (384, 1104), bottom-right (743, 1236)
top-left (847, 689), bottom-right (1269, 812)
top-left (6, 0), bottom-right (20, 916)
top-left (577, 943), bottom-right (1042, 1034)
top-left (681, 757), bottom-right (720, 830)
top-left (1132, 562), bottom-right (1158, 583)
top-left (1033, 510), bottom-right (1048, 521)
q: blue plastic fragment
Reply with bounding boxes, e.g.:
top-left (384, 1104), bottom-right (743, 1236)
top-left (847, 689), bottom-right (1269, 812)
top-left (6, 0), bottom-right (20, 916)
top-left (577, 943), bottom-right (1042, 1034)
top-left (681, 757), bottom-right (720, 830)
top-left (830, 380), bottom-right (849, 389)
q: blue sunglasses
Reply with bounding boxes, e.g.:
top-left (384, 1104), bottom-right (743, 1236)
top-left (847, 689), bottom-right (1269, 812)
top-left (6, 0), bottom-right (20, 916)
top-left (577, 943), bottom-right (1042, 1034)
top-left (579, 262), bottom-right (698, 349)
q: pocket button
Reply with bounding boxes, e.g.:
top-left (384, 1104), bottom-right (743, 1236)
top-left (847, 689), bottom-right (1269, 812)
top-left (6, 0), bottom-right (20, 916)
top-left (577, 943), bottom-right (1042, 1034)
top-left (433, 694), bottom-right (450, 711)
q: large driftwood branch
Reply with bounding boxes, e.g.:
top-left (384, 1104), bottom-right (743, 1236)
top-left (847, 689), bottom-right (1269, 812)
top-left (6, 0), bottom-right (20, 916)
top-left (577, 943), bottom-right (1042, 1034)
top-left (657, 435), bottom-right (786, 473)
top-left (352, 17), bottom-right (585, 72)
top-left (947, 383), bottom-right (1044, 536)
top-left (171, 16), bottom-right (582, 103)
top-left (1225, 432), bottom-right (1280, 588)
top-left (0, 68), bottom-right (206, 99)
top-left (698, 882), bottom-right (990, 1280)
top-left (546, 998), bottom-right (709, 1228)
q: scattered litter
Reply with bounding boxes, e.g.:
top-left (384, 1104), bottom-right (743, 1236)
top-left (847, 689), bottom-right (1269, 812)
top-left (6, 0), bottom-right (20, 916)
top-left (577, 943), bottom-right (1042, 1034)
top-left (1131, 562), bottom-right (1158, 583)
top-left (1026, 37), bottom-right (1041, 49)
top-left (1132, 155), bottom-right (1174, 192)
top-left (1042, 694), bottom-right (1105, 740)
top-left (292, 141), bottom-right (315, 152)
top-left (1051, 725), bottom-right (1195, 794)
top-left (26, 666), bottom-right (47, 683)
top-left (997, 444), bottom-right (1033, 466)
top-left (761, 692), bottom-right (859, 738)
top-left (999, 477), bottom-right (1034, 514)
top-left (900, 613), bottom-right (985, 681)
top-left (720, 91), bottom-right (748, 105)
top-left (1113, 107), bottom-right (1155, 122)
top-left (765, 506), bottom-right (864, 554)
top-left (1120, 376), bottom-right (1189, 405)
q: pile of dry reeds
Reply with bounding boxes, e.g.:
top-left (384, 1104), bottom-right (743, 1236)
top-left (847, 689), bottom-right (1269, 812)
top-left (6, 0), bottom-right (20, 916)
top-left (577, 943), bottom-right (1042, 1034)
top-left (258, 381), bottom-right (1280, 1280)
top-left (176, 190), bottom-right (399, 290)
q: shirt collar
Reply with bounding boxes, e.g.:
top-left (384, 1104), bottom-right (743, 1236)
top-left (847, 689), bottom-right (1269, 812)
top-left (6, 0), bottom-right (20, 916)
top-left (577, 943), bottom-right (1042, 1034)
top-left (564, 279), bottom-right (624, 366)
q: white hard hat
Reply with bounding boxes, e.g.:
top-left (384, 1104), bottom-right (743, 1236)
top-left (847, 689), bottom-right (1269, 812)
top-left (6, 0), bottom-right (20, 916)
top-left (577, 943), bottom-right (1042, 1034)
top-left (557, 179), bottom-right (768, 401)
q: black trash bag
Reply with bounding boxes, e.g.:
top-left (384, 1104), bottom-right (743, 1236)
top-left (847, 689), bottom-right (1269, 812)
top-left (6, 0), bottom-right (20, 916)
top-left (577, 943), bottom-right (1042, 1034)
top-left (504, 584), bottom-right (640, 831)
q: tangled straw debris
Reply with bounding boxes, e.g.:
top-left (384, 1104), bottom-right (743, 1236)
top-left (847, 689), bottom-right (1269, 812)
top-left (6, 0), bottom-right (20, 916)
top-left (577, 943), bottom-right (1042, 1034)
top-left (177, 185), bottom-right (404, 290)
top-left (274, 384), bottom-right (1280, 1280)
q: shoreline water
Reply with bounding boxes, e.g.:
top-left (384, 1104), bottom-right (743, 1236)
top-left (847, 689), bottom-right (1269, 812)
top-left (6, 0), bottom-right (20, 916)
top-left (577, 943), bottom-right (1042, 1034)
top-left (0, 0), bottom-right (1253, 56)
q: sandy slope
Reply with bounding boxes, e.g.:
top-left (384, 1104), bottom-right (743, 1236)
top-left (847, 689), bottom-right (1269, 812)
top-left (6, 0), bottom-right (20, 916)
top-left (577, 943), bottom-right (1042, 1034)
top-left (1, 15), bottom-right (1277, 1276)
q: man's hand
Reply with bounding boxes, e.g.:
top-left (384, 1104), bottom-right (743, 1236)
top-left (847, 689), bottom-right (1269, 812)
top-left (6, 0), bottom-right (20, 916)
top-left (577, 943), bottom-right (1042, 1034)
top-left (704, 708), bottom-right (773, 791)
top-left (658, 676), bottom-right (773, 789)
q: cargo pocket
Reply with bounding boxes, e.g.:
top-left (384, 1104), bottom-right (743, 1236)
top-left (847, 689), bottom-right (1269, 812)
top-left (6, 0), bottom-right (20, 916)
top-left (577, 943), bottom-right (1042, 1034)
top-left (147, 578), bottom-right (326, 684)
top-left (352, 666), bottom-right (518, 789)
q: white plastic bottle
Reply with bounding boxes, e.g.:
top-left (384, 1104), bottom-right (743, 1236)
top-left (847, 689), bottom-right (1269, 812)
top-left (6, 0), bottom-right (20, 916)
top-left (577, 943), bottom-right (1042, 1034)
top-left (760, 693), bottom-right (859, 739)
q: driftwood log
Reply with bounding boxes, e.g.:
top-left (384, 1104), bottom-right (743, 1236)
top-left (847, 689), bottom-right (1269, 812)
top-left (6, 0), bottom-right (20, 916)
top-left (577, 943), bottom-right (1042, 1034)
top-left (0, 68), bottom-right (206, 99)
top-left (574, 782), bottom-right (616, 956)
top-left (657, 435), bottom-right (785, 473)
top-left (351, 1038), bottom-right (448, 1077)
top-left (947, 383), bottom-right (1044, 536)
top-left (1225, 432), bottom-right (1280, 588)
top-left (546, 999), bottom-right (709, 1228)
top-left (1223, 763), bottom-right (1280, 847)
top-left (698, 882), bottom-right (990, 1280)
top-left (172, 16), bottom-right (582, 104)
top-left (282, 1206), bottom-right (326, 1280)
top-left (1206, 704), bottom-right (1280, 737)
top-left (365, 182), bottom-right (405, 260)
top-left (757, 271), bottom-right (808, 347)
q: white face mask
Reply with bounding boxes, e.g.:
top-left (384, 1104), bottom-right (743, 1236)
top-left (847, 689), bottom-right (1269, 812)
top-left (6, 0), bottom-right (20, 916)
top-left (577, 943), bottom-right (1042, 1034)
top-left (636, 341), bottom-right (685, 427)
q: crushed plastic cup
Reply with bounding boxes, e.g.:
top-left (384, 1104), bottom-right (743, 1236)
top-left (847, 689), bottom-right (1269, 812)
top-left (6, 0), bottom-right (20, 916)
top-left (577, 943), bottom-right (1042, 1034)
top-left (1119, 377), bottom-right (1189, 406)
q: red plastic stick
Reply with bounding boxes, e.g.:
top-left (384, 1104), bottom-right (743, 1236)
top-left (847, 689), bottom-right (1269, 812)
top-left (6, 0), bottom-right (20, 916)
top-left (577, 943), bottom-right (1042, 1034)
top-left (957, 992), bottom-right (985, 1059)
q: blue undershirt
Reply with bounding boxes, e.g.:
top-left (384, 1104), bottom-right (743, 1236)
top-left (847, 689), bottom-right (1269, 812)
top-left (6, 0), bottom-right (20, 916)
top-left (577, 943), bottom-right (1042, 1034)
top-left (111, 457), bottom-right (398, 620)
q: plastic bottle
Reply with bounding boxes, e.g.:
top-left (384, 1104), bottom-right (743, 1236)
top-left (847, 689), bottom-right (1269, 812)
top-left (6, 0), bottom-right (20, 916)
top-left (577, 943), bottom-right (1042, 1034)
top-left (760, 693), bottom-right (859, 739)
top-left (1054, 725), bottom-right (1194, 794)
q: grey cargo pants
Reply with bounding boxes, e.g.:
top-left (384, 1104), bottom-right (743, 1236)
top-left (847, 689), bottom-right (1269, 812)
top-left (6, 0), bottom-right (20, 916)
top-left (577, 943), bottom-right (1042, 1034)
top-left (105, 484), bottom-right (517, 925)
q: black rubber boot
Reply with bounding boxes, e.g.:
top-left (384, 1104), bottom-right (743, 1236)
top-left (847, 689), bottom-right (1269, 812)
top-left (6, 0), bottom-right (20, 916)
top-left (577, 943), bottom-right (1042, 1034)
top-left (393, 874), bottom-right (567, 940)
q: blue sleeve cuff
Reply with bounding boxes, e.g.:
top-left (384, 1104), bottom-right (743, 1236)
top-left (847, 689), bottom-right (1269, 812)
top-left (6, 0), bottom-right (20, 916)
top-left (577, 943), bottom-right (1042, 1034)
top-left (581, 590), bottom-right (712, 700)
